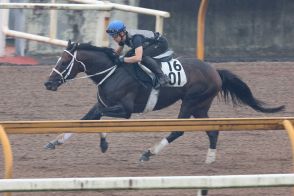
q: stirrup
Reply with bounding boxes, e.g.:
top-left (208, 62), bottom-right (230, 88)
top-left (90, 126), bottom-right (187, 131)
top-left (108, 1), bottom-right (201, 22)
top-left (154, 82), bottom-right (161, 89)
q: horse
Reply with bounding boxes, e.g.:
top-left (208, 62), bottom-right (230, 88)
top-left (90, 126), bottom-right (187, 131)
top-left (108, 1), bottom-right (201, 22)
top-left (44, 40), bottom-right (284, 164)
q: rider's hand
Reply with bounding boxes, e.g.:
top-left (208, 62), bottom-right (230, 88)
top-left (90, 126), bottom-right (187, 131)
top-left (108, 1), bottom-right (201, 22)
top-left (119, 56), bottom-right (125, 64)
top-left (115, 55), bottom-right (124, 65)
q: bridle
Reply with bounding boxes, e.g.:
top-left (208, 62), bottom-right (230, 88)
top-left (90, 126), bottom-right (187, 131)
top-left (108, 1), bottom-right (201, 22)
top-left (50, 49), bottom-right (117, 86)
top-left (50, 50), bottom-right (87, 83)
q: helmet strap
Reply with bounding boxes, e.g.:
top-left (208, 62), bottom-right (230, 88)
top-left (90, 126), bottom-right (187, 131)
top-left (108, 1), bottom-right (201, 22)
top-left (119, 32), bottom-right (126, 42)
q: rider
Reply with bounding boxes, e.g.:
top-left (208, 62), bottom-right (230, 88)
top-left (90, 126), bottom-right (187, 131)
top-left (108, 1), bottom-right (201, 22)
top-left (106, 20), bottom-right (171, 89)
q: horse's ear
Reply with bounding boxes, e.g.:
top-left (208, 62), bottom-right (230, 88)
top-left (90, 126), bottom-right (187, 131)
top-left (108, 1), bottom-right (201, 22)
top-left (70, 43), bottom-right (78, 53)
top-left (68, 40), bottom-right (71, 46)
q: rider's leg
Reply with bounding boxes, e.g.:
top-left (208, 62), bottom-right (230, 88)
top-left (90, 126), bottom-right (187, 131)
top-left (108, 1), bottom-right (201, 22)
top-left (141, 56), bottom-right (170, 89)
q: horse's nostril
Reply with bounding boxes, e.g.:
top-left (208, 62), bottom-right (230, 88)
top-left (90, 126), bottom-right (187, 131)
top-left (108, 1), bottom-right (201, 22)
top-left (44, 81), bottom-right (59, 91)
top-left (44, 81), bottom-right (54, 90)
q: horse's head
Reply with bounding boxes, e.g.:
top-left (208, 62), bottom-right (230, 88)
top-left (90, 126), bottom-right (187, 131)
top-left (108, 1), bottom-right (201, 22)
top-left (44, 40), bottom-right (86, 91)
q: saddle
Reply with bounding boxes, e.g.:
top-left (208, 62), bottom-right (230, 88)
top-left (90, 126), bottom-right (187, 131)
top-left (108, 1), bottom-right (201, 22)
top-left (123, 50), bottom-right (174, 89)
top-left (153, 50), bottom-right (173, 62)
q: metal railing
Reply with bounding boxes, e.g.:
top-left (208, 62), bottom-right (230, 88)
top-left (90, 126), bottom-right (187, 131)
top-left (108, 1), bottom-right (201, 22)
top-left (0, 0), bottom-right (170, 56)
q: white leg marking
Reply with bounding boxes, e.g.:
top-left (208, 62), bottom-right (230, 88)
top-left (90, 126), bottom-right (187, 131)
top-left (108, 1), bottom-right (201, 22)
top-left (56, 133), bottom-right (73, 144)
top-left (149, 138), bottom-right (169, 154)
top-left (100, 132), bottom-right (107, 138)
top-left (205, 148), bottom-right (217, 164)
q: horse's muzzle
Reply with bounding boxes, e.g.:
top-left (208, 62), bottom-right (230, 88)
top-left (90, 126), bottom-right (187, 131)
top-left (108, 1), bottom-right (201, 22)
top-left (44, 80), bottom-right (60, 91)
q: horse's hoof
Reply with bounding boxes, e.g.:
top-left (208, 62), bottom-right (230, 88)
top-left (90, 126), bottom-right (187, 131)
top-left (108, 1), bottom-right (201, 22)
top-left (44, 140), bottom-right (63, 150)
top-left (197, 189), bottom-right (208, 196)
top-left (139, 150), bottom-right (153, 162)
top-left (100, 138), bottom-right (108, 153)
top-left (44, 142), bottom-right (56, 150)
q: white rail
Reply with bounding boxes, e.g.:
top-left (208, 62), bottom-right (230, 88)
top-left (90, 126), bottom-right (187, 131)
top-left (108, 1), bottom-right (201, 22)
top-left (0, 1), bottom-right (170, 56)
top-left (0, 3), bottom-right (112, 10)
top-left (1, 174), bottom-right (294, 192)
top-left (3, 28), bottom-right (68, 47)
top-left (63, 0), bottom-right (169, 33)
top-left (0, 2), bottom-right (169, 17)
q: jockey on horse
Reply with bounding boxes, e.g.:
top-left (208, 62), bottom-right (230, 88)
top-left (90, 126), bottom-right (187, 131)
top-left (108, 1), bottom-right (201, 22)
top-left (106, 20), bottom-right (171, 89)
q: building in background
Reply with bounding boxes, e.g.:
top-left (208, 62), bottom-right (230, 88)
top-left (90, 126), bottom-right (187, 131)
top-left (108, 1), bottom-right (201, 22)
top-left (6, 0), bottom-right (294, 61)
top-left (139, 0), bottom-right (294, 61)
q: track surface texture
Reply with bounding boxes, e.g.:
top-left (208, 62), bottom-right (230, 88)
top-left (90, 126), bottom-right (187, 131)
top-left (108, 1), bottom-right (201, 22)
top-left (0, 61), bottom-right (293, 196)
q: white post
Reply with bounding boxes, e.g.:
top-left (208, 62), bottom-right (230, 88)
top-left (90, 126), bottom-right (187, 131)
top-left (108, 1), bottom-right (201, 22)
top-left (0, 0), bottom-right (9, 57)
top-left (13, 0), bottom-right (26, 56)
top-left (95, 11), bottom-right (109, 46)
top-left (50, 0), bottom-right (57, 39)
top-left (0, 12), bottom-right (5, 56)
top-left (155, 15), bottom-right (164, 33)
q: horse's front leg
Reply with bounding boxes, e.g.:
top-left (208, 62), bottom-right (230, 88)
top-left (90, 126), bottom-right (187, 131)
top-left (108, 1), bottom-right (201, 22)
top-left (100, 104), bottom-right (131, 119)
top-left (80, 102), bottom-right (109, 153)
top-left (44, 133), bottom-right (73, 150)
top-left (85, 102), bottom-right (132, 152)
top-left (44, 102), bottom-right (108, 153)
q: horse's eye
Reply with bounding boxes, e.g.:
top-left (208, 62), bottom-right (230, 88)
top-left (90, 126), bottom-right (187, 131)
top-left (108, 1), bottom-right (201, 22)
top-left (61, 62), bottom-right (67, 67)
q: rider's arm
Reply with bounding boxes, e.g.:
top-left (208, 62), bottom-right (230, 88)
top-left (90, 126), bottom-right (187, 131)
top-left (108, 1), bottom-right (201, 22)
top-left (123, 46), bottom-right (143, 63)
top-left (123, 35), bottom-right (143, 63)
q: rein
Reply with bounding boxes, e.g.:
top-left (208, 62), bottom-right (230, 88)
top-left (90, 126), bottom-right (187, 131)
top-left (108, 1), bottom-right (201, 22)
top-left (50, 49), bottom-right (117, 86)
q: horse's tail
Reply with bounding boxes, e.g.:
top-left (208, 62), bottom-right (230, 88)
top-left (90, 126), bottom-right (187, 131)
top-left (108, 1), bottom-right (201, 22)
top-left (217, 69), bottom-right (285, 113)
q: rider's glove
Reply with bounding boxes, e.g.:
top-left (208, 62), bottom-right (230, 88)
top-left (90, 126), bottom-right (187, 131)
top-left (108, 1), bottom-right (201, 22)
top-left (115, 55), bottom-right (124, 66)
top-left (118, 56), bottom-right (125, 64)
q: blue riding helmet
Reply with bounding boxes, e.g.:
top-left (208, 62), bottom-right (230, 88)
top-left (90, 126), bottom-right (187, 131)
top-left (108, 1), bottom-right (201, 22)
top-left (106, 20), bottom-right (126, 36)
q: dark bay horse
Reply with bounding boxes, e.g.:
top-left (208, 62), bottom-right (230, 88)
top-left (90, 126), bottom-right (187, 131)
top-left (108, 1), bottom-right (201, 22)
top-left (44, 40), bottom-right (284, 163)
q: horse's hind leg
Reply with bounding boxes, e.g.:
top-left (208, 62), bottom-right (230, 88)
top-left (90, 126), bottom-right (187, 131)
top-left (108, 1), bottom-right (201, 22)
top-left (99, 132), bottom-right (108, 153)
top-left (192, 108), bottom-right (219, 164)
top-left (140, 102), bottom-right (191, 162)
top-left (205, 131), bottom-right (219, 164)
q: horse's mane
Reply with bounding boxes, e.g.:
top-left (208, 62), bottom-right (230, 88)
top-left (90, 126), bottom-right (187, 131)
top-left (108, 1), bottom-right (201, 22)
top-left (75, 43), bottom-right (117, 60)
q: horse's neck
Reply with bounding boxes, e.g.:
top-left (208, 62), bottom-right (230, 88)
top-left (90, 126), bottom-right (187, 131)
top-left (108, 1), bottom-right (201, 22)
top-left (81, 50), bottom-right (115, 85)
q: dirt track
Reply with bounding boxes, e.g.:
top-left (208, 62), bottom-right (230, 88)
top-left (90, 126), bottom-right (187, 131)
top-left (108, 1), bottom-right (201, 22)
top-left (0, 61), bottom-right (294, 196)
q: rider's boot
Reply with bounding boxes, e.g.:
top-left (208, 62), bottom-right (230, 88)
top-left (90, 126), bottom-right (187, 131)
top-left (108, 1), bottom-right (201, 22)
top-left (142, 56), bottom-right (170, 89)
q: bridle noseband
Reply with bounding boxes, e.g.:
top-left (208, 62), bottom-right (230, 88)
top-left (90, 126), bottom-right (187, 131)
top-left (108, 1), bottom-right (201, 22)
top-left (51, 50), bottom-right (87, 83)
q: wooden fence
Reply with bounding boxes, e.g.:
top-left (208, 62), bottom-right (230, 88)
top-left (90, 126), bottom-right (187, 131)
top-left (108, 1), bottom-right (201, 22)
top-left (1, 117), bottom-right (294, 195)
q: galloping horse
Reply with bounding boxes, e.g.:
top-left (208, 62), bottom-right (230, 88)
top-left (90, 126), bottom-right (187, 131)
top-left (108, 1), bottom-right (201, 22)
top-left (44, 40), bottom-right (284, 163)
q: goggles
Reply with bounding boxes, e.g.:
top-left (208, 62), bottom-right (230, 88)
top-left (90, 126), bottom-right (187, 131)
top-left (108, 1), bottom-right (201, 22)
top-left (106, 29), bottom-right (124, 38)
top-left (106, 29), bottom-right (118, 34)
